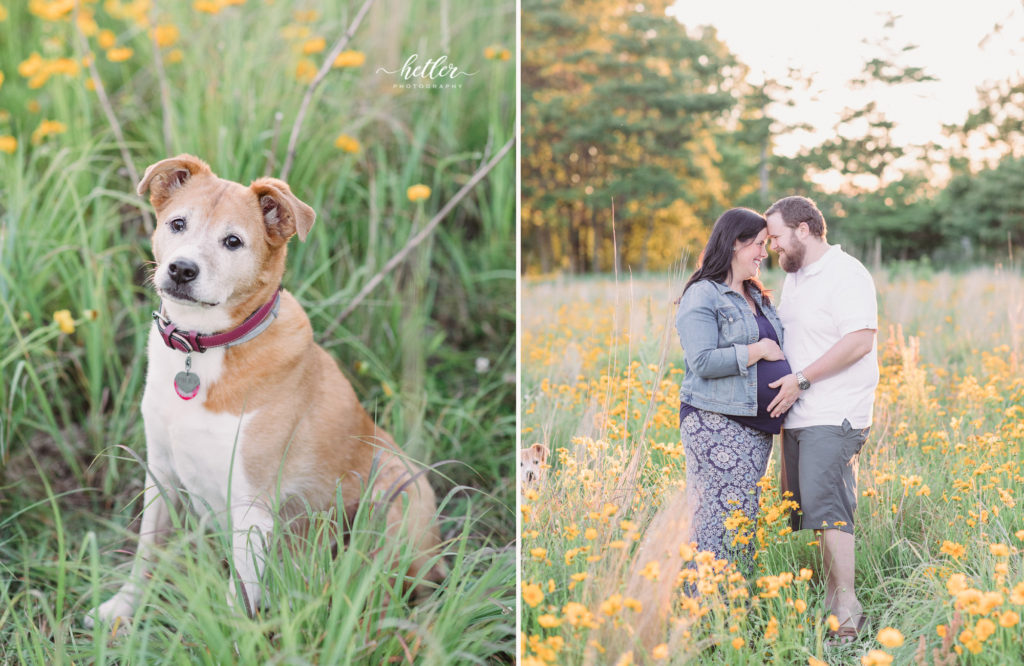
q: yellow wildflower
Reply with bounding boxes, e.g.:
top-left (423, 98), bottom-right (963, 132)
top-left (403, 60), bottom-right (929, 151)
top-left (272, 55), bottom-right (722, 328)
top-left (106, 47), bottom-right (134, 63)
top-left (600, 593), bottom-right (623, 616)
top-left (584, 527), bottom-right (598, 540)
top-left (29, 0), bottom-right (75, 21)
top-left (946, 573), bottom-right (968, 595)
top-left (940, 540), bottom-right (966, 559)
top-left (827, 615), bottom-right (840, 632)
top-left (0, 3), bottom-right (7, 21)
top-left (31, 119), bottom-right (67, 144)
top-left (876, 627), bottom-right (904, 648)
top-left (809, 658), bottom-right (828, 666)
top-left (334, 134), bottom-right (360, 154)
top-left (406, 184), bottom-right (431, 202)
top-left (333, 50), bottom-right (365, 68)
top-left (794, 598), bottom-right (807, 613)
top-left (295, 58), bottom-right (317, 83)
top-left (167, 50), bottom-right (184, 64)
top-left (19, 53), bottom-right (45, 78)
top-left (152, 24), bottom-right (180, 48)
top-left (522, 582), bottom-right (543, 608)
top-left (529, 547), bottom-right (547, 561)
top-left (98, 29), bottom-right (117, 50)
top-left (730, 637), bottom-right (744, 649)
top-left (537, 614), bottom-right (562, 628)
top-left (974, 617), bottom-right (996, 641)
top-left (652, 644), bottom-right (669, 660)
top-left (0, 136), bottom-right (16, 154)
top-left (639, 560), bottom-right (659, 581)
top-left (861, 650), bottom-right (893, 666)
top-left (1011, 581), bottom-right (1024, 605)
top-left (614, 651), bottom-right (633, 666)
top-left (989, 543), bottom-right (1010, 557)
top-left (302, 36), bottom-right (326, 54)
top-left (194, 0), bottom-right (223, 14)
top-left (53, 309), bottom-right (75, 334)
top-left (999, 611), bottom-right (1019, 628)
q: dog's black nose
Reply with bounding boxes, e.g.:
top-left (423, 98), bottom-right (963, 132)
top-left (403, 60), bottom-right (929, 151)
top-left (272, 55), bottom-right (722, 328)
top-left (168, 259), bottom-right (199, 285)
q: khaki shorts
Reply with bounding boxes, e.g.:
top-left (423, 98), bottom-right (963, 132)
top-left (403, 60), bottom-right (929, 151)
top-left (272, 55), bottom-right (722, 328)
top-left (782, 419), bottom-right (870, 535)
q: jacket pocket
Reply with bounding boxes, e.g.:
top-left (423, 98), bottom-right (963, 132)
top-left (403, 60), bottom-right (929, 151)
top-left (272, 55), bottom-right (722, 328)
top-left (716, 304), bottom-right (746, 346)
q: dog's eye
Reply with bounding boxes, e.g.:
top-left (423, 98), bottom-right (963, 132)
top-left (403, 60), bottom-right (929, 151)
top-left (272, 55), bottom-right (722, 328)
top-left (168, 217), bottom-right (186, 233)
top-left (223, 235), bottom-right (244, 250)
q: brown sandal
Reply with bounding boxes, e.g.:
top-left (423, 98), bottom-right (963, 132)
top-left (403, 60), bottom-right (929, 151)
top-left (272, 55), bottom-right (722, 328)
top-left (825, 614), bottom-right (868, 647)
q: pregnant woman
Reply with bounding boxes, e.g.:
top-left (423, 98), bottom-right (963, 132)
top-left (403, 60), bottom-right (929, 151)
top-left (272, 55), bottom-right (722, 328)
top-left (675, 207), bottom-right (792, 571)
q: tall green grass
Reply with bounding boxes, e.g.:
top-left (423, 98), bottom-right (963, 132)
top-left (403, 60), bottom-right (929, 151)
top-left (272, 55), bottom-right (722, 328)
top-left (0, 0), bottom-right (515, 661)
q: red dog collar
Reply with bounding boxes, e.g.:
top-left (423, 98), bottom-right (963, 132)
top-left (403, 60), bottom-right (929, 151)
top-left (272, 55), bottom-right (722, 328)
top-left (153, 289), bottom-right (282, 354)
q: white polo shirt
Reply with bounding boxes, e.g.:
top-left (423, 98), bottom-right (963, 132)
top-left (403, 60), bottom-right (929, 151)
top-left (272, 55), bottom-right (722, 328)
top-left (778, 244), bottom-right (879, 429)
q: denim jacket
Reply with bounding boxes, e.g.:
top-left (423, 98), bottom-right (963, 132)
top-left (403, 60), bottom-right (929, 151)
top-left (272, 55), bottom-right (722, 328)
top-left (675, 279), bottom-right (785, 416)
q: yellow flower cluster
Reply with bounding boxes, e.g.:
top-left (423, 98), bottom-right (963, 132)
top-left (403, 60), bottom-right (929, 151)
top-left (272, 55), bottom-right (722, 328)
top-left (18, 53), bottom-right (80, 89)
top-left (484, 45), bottom-right (511, 61)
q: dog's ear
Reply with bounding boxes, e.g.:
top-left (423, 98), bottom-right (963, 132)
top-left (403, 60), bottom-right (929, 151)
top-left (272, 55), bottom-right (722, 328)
top-left (249, 178), bottom-right (316, 244)
top-left (137, 154), bottom-right (211, 210)
top-left (532, 443), bottom-right (550, 463)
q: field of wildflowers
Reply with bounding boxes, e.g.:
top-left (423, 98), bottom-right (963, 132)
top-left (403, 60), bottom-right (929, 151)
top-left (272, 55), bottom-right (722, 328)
top-left (0, 0), bottom-right (515, 662)
top-left (520, 266), bottom-right (1024, 664)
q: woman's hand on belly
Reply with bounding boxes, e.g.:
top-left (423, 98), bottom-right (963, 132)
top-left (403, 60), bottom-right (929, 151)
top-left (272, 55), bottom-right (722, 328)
top-left (749, 338), bottom-right (785, 365)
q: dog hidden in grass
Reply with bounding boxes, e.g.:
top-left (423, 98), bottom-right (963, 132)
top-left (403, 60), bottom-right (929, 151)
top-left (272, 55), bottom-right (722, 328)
top-left (519, 443), bottom-right (549, 496)
top-left (84, 154), bottom-right (445, 630)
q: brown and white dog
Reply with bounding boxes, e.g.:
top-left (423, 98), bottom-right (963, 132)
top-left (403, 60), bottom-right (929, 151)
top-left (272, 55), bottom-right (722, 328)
top-left (85, 155), bottom-right (442, 627)
top-left (519, 443), bottom-right (549, 494)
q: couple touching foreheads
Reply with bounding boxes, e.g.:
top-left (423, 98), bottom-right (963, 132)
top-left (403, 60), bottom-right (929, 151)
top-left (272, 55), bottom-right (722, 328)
top-left (675, 195), bottom-right (879, 646)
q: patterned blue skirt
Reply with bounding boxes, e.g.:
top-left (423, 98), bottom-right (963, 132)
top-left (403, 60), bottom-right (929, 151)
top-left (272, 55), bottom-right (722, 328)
top-left (680, 408), bottom-right (773, 571)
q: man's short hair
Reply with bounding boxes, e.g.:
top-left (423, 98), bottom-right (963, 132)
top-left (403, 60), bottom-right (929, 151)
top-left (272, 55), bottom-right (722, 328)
top-left (766, 196), bottom-right (827, 238)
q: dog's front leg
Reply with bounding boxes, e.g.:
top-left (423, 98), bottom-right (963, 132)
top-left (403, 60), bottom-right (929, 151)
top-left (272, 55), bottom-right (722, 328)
top-left (85, 472), bottom-right (174, 629)
top-left (228, 502), bottom-right (275, 616)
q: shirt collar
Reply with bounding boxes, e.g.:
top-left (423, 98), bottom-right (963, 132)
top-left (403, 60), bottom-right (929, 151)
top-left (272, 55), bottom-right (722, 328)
top-left (798, 243), bottom-right (841, 277)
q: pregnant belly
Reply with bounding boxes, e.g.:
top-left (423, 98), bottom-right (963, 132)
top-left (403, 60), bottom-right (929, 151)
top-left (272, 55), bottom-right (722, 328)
top-left (757, 358), bottom-right (792, 413)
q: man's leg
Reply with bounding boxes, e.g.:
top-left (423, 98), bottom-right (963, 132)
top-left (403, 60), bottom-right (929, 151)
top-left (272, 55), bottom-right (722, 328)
top-left (821, 528), bottom-right (861, 629)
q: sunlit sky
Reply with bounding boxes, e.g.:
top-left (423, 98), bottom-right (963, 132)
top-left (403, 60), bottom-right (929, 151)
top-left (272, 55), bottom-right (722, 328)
top-left (668, 0), bottom-right (1024, 180)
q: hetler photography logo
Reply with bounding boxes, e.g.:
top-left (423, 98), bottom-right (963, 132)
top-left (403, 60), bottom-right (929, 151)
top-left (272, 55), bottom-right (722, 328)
top-left (376, 53), bottom-right (477, 89)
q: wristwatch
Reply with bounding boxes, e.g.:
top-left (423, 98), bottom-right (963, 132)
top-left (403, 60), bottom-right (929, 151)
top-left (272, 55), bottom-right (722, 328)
top-left (795, 371), bottom-right (811, 391)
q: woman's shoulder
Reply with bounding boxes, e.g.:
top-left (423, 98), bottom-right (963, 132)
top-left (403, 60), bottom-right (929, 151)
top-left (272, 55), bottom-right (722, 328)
top-left (679, 279), bottom-right (728, 311)
top-left (684, 278), bottom-right (723, 296)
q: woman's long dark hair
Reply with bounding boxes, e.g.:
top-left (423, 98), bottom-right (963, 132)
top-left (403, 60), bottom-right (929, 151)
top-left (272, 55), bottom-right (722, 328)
top-left (681, 207), bottom-right (771, 303)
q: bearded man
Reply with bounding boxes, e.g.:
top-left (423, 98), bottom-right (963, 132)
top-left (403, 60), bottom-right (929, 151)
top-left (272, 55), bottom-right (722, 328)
top-left (764, 195), bottom-right (879, 644)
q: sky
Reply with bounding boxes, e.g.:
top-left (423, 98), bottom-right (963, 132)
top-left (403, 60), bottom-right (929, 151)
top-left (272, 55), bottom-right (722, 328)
top-left (668, 0), bottom-right (1024, 172)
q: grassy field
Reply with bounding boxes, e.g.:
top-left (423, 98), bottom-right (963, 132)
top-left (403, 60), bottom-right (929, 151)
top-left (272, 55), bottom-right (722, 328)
top-left (0, 1), bottom-right (515, 663)
top-left (519, 265), bottom-right (1024, 665)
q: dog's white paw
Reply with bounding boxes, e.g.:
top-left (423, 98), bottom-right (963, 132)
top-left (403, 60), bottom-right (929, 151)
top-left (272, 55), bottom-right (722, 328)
top-left (226, 578), bottom-right (263, 617)
top-left (83, 594), bottom-right (135, 633)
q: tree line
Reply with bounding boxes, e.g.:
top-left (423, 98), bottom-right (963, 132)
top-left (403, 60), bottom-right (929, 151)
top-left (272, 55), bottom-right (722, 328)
top-left (522, 0), bottom-right (1024, 273)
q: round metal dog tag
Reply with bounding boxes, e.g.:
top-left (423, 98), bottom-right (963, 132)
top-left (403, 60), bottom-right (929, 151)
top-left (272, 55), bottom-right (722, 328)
top-left (174, 371), bottom-right (200, 400)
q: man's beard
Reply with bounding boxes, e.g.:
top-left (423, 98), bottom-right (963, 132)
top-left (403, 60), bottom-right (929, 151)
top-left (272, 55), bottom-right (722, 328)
top-left (780, 237), bottom-right (806, 273)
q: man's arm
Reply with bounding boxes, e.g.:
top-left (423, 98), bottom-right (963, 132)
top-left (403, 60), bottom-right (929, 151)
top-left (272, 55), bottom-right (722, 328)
top-left (767, 328), bottom-right (876, 418)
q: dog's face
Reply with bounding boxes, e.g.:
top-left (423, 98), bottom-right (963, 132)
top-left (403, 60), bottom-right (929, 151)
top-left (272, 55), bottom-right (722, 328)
top-left (139, 155), bottom-right (315, 315)
top-left (520, 443), bottom-right (549, 486)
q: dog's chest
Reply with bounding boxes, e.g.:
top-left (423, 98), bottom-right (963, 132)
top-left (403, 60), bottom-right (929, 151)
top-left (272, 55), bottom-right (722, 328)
top-left (142, 328), bottom-right (255, 513)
